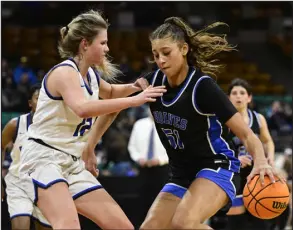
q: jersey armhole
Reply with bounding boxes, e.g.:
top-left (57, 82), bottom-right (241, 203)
top-left (253, 111), bottom-right (262, 128)
top-left (192, 76), bottom-right (215, 116)
top-left (43, 63), bottom-right (78, 100)
top-left (12, 117), bottom-right (20, 143)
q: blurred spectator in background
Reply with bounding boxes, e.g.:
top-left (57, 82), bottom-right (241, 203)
top-left (101, 110), bottom-right (137, 176)
top-left (36, 69), bottom-right (45, 83)
top-left (2, 76), bottom-right (27, 112)
top-left (271, 147), bottom-right (292, 230)
top-left (2, 59), bottom-right (13, 85)
top-left (128, 108), bottom-right (169, 225)
top-left (119, 53), bottom-right (135, 83)
top-left (13, 56), bottom-right (37, 86)
top-left (268, 101), bottom-right (292, 135)
top-left (283, 103), bottom-right (292, 125)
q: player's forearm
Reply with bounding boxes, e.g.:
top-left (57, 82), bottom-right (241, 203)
top-left (87, 112), bottom-right (119, 150)
top-left (78, 97), bottom-right (136, 118)
top-left (243, 133), bottom-right (267, 163)
top-left (110, 84), bottom-right (139, 98)
top-left (263, 140), bottom-right (275, 160)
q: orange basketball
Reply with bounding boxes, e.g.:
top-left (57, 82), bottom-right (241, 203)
top-left (243, 175), bottom-right (289, 219)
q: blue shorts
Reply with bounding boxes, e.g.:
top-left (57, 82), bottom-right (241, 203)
top-left (232, 195), bottom-right (244, 207)
top-left (161, 167), bottom-right (240, 212)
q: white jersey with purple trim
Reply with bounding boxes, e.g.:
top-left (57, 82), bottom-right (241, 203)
top-left (27, 59), bottom-right (100, 157)
top-left (9, 113), bottom-right (32, 177)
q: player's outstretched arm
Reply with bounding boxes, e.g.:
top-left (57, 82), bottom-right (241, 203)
top-left (51, 66), bottom-right (166, 118)
top-left (99, 77), bottom-right (149, 99)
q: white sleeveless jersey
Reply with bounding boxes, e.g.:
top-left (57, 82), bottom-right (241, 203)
top-left (9, 113), bottom-right (32, 177)
top-left (28, 59), bottom-right (100, 157)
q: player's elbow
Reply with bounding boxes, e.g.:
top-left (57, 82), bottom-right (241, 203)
top-left (73, 103), bottom-right (90, 119)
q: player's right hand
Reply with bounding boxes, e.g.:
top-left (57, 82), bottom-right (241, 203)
top-left (82, 146), bottom-right (99, 178)
top-left (133, 86), bottom-right (166, 106)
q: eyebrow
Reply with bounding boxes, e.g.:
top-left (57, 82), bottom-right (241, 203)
top-left (152, 47), bottom-right (171, 52)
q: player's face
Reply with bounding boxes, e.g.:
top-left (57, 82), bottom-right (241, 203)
top-left (151, 37), bottom-right (186, 77)
top-left (86, 29), bottom-right (109, 65)
top-left (29, 90), bottom-right (39, 113)
top-left (229, 86), bottom-right (252, 111)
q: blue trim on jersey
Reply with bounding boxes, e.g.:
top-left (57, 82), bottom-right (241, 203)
top-left (196, 168), bottom-right (236, 203)
top-left (232, 195), bottom-right (244, 207)
top-left (161, 67), bottom-right (196, 107)
top-left (10, 213), bottom-right (31, 219)
top-left (208, 116), bottom-right (240, 172)
top-left (72, 185), bottom-right (103, 200)
top-left (68, 57), bottom-right (93, 95)
top-left (26, 113), bottom-right (32, 131)
top-left (43, 63), bottom-right (76, 100)
top-left (68, 57), bottom-right (80, 71)
top-left (31, 216), bottom-right (52, 228)
top-left (151, 69), bottom-right (160, 86)
top-left (161, 183), bottom-right (187, 198)
top-left (12, 117), bottom-right (21, 143)
top-left (32, 178), bottom-right (69, 204)
top-left (192, 76), bottom-right (215, 116)
top-left (93, 70), bottom-right (100, 86)
top-left (84, 72), bottom-right (93, 95)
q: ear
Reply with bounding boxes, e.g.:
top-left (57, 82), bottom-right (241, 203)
top-left (181, 42), bottom-right (189, 56)
top-left (81, 38), bottom-right (89, 51)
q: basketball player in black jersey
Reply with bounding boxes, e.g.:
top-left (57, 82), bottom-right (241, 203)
top-left (139, 17), bottom-right (284, 230)
top-left (226, 78), bottom-right (275, 230)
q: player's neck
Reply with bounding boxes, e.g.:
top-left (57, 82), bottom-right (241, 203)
top-left (239, 108), bottom-right (249, 124)
top-left (167, 64), bottom-right (189, 87)
top-left (73, 56), bottom-right (90, 78)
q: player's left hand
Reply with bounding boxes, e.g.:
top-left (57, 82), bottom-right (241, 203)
top-left (82, 146), bottom-right (99, 177)
top-left (133, 78), bottom-right (149, 91)
top-left (247, 160), bottom-right (286, 186)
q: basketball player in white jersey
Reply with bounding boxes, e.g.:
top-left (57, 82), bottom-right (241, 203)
top-left (18, 9), bottom-right (166, 229)
top-left (1, 84), bottom-right (51, 230)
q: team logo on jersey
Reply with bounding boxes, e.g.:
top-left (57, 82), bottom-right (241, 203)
top-left (152, 111), bottom-right (188, 130)
top-left (28, 168), bottom-right (36, 176)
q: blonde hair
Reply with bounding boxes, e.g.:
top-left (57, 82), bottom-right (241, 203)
top-left (149, 17), bottom-right (237, 77)
top-left (58, 9), bottom-right (121, 81)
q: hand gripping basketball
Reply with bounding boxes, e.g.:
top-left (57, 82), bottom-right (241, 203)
top-left (247, 160), bottom-right (286, 186)
top-left (243, 174), bottom-right (290, 219)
